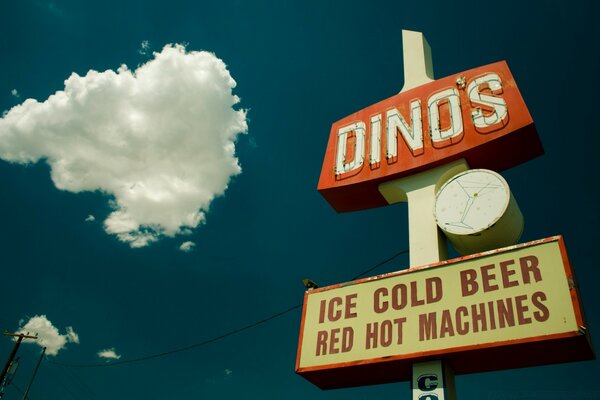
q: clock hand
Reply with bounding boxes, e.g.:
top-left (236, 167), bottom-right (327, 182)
top-left (461, 196), bottom-right (475, 223)
top-left (457, 180), bottom-right (471, 198)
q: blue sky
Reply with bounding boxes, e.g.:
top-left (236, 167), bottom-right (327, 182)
top-left (1, 0), bottom-right (599, 399)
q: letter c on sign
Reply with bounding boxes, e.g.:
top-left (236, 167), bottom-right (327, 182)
top-left (418, 395), bottom-right (439, 400)
top-left (417, 374), bottom-right (439, 391)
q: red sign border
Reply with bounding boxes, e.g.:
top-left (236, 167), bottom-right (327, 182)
top-left (295, 236), bottom-right (594, 390)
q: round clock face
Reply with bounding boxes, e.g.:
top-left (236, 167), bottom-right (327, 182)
top-left (434, 169), bottom-right (510, 235)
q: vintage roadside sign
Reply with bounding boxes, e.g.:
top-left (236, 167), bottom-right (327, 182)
top-left (296, 236), bottom-right (594, 389)
top-left (318, 60), bottom-right (543, 212)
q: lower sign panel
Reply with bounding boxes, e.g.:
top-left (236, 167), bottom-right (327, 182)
top-left (295, 236), bottom-right (594, 389)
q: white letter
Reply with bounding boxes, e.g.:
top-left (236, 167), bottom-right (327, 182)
top-left (428, 88), bottom-right (463, 147)
top-left (386, 100), bottom-right (423, 159)
top-left (370, 114), bottom-right (381, 166)
top-left (468, 73), bottom-right (508, 132)
top-left (335, 122), bottom-right (366, 175)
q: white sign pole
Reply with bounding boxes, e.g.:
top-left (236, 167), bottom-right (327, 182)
top-left (379, 30), bottom-right (462, 400)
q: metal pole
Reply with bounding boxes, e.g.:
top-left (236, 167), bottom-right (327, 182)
top-left (1, 333), bottom-right (38, 390)
top-left (380, 30), bottom-right (460, 400)
top-left (1, 334), bottom-right (25, 388)
top-left (22, 346), bottom-right (45, 400)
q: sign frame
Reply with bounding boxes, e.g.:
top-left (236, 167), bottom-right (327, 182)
top-left (295, 236), bottom-right (594, 390)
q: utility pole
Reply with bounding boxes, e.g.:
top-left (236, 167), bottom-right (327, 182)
top-left (1, 332), bottom-right (38, 391)
top-left (22, 347), bottom-right (46, 400)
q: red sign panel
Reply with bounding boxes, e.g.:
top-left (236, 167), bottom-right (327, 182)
top-left (318, 61), bottom-right (542, 212)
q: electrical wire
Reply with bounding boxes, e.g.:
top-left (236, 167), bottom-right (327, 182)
top-left (47, 248), bottom-right (408, 368)
top-left (48, 361), bottom-right (98, 400)
top-left (9, 381), bottom-right (25, 396)
top-left (49, 303), bottom-right (304, 368)
top-left (350, 248), bottom-right (409, 280)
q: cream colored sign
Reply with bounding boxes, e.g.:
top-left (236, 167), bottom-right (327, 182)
top-left (297, 240), bottom-right (577, 369)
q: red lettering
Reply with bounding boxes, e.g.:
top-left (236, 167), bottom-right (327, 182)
top-left (318, 299), bottom-right (326, 324)
top-left (329, 328), bottom-right (341, 354)
top-left (481, 264), bottom-right (499, 292)
top-left (316, 330), bottom-right (328, 356)
top-left (366, 322), bottom-right (378, 349)
top-left (456, 306), bottom-right (469, 335)
top-left (520, 255), bottom-right (542, 284)
top-left (426, 277), bottom-right (443, 303)
top-left (366, 319), bottom-right (406, 349)
top-left (532, 291), bottom-right (549, 322)
top-left (460, 269), bottom-right (478, 296)
top-left (515, 294), bottom-right (532, 325)
top-left (392, 283), bottom-right (408, 310)
top-left (374, 280), bottom-right (441, 313)
top-left (411, 281), bottom-right (425, 306)
top-left (487, 300), bottom-right (497, 330)
top-left (500, 259), bottom-right (518, 288)
top-left (374, 288), bottom-right (388, 313)
top-left (419, 312), bottom-right (437, 341)
top-left (316, 328), bottom-right (354, 355)
top-left (328, 297), bottom-right (342, 321)
top-left (380, 320), bottom-right (392, 347)
top-left (497, 298), bottom-right (515, 328)
top-left (440, 309), bottom-right (455, 338)
top-left (394, 318), bottom-right (407, 345)
top-left (323, 295), bottom-right (357, 322)
top-left (345, 293), bottom-right (357, 319)
top-left (471, 303), bottom-right (487, 333)
top-left (341, 327), bottom-right (354, 353)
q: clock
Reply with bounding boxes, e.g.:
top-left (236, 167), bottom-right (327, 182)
top-left (434, 169), bottom-right (523, 255)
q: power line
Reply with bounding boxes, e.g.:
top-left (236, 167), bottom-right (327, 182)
top-left (350, 249), bottom-right (409, 280)
top-left (48, 362), bottom-right (98, 400)
top-left (49, 303), bottom-right (303, 368)
top-left (10, 381), bottom-right (26, 396)
top-left (48, 248), bottom-right (408, 368)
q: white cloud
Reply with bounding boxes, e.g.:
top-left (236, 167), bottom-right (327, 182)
top-left (65, 326), bottom-right (80, 344)
top-left (224, 369), bottom-right (232, 376)
top-left (85, 214), bottom-right (95, 222)
top-left (139, 40), bottom-right (151, 55)
top-left (16, 315), bottom-right (79, 356)
top-left (10, 89), bottom-right (19, 98)
top-left (179, 240), bottom-right (195, 252)
top-left (0, 44), bottom-right (248, 247)
top-left (97, 348), bottom-right (121, 360)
